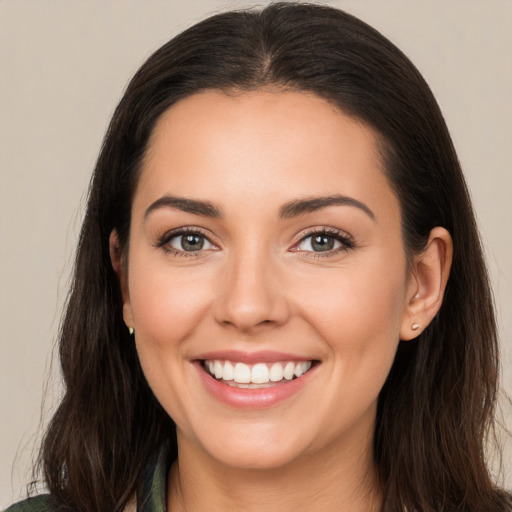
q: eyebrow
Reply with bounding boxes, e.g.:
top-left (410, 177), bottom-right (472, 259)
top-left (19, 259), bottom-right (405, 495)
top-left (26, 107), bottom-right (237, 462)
top-left (279, 195), bottom-right (375, 220)
top-left (144, 196), bottom-right (222, 219)
top-left (144, 193), bottom-right (375, 221)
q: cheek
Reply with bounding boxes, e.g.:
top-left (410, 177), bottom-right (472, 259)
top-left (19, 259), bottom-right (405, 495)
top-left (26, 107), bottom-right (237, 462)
top-left (297, 265), bottom-right (405, 339)
top-left (128, 256), bottom-right (213, 346)
top-left (289, 256), bottom-right (407, 389)
top-left (126, 254), bottom-right (215, 425)
top-left (293, 263), bottom-right (406, 427)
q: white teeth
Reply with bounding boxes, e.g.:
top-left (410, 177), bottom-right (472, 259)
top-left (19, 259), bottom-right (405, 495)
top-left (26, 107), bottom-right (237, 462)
top-left (251, 363), bottom-right (269, 384)
top-left (223, 361), bottom-right (234, 381)
top-left (269, 362), bottom-right (284, 382)
top-left (294, 361), bottom-right (312, 377)
top-left (234, 362), bottom-right (251, 383)
top-left (283, 362), bottom-right (295, 380)
top-left (204, 359), bottom-right (313, 385)
top-left (214, 360), bottom-right (223, 379)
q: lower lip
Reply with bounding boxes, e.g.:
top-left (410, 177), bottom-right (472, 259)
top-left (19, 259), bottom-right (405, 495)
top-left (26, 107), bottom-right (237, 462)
top-left (195, 362), bottom-right (316, 409)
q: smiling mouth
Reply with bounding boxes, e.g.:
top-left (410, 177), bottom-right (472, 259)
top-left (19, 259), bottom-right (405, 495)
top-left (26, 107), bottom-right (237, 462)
top-left (202, 359), bottom-right (316, 389)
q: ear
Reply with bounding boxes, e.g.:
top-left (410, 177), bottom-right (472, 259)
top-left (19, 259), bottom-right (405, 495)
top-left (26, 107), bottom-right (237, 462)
top-left (400, 227), bottom-right (453, 340)
top-left (109, 230), bottom-right (134, 330)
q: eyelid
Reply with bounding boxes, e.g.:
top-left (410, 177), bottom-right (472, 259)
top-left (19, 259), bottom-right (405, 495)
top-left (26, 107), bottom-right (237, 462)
top-left (154, 225), bottom-right (354, 258)
top-left (290, 226), bottom-right (356, 254)
top-left (155, 226), bottom-right (220, 255)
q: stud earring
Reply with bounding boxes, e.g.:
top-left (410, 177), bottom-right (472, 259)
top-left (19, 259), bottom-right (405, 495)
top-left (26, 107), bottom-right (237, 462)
top-left (128, 327), bottom-right (134, 335)
top-left (411, 323), bottom-right (420, 331)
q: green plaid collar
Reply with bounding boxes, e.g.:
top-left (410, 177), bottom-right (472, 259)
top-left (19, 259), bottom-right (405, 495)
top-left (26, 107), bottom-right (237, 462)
top-left (3, 443), bottom-right (173, 512)
top-left (136, 442), bottom-right (172, 512)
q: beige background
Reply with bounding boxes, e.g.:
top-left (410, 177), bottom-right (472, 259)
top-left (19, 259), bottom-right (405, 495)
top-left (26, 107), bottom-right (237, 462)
top-left (1, 0), bottom-right (511, 506)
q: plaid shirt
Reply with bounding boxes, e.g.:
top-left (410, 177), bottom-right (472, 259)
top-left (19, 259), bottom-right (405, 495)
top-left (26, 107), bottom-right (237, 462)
top-left (3, 444), bottom-right (171, 512)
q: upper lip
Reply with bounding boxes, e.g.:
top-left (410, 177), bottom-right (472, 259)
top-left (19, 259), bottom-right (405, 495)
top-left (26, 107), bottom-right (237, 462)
top-left (193, 350), bottom-right (317, 364)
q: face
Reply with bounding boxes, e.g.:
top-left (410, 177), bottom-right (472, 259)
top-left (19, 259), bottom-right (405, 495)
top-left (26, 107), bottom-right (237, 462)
top-left (120, 90), bottom-right (417, 470)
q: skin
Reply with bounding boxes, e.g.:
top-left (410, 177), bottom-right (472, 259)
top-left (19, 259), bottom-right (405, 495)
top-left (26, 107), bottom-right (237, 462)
top-left (111, 90), bottom-right (452, 512)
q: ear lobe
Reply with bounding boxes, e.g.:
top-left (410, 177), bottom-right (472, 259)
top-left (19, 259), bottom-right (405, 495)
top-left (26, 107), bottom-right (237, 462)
top-left (109, 230), bottom-right (134, 328)
top-left (400, 227), bottom-right (453, 340)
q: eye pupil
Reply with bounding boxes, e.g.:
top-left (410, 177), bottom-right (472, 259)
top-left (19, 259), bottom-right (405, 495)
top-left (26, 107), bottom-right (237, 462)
top-left (311, 235), bottom-right (335, 252)
top-left (182, 234), bottom-right (204, 251)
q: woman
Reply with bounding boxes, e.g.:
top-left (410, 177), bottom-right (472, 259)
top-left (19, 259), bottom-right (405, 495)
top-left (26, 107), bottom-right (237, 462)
top-left (5, 2), bottom-right (511, 511)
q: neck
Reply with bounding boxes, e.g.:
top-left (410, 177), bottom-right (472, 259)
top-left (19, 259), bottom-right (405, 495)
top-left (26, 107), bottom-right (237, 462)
top-left (168, 427), bottom-right (381, 512)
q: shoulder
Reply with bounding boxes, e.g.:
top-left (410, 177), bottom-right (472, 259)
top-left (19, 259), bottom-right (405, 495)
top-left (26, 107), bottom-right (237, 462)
top-left (2, 495), bottom-right (55, 512)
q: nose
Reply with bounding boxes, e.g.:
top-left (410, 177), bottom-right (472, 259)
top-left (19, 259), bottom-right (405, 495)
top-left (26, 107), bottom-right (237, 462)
top-left (212, 250), bottom-right (291, 334)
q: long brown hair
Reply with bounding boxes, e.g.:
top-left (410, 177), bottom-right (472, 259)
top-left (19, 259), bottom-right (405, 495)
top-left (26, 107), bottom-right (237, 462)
top-left (38, 3), bottom-right (511, 511)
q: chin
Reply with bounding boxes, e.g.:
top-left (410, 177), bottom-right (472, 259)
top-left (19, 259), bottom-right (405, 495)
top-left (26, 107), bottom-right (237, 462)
top-left (186, 420), bottom-right (313, 471)
top-left (208, 441), bottom-right (306, 471)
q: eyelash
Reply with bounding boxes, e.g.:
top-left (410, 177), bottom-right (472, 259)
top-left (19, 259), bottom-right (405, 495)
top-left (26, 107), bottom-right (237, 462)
top-left (156, 227), bottom-right (216, 258)
top-left (155, 227), bottom-right (355, 258)
top-left (293, 228), bottom-right (355, 258)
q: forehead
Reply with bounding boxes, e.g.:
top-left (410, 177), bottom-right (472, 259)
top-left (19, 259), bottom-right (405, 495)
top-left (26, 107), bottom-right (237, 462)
top-left (137, 90), bottom-right (398, 224)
